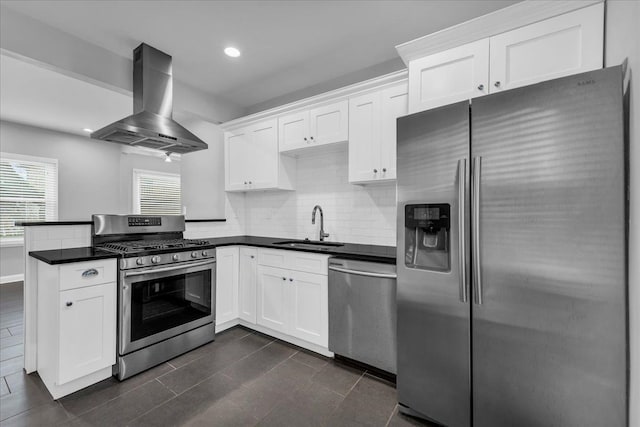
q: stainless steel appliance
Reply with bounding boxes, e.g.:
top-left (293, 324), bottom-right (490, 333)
top-left (92, 214), bottom-right (215, 380)
top-left (396, 66), bottom-right (628, 427)
top-left (91, 43), bottom-right (208, 155)
top-left (328, 258), bottom-right (397, 374)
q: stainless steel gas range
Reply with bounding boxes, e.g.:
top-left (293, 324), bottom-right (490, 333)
top-left (92, 214), bottom-right (216, 380)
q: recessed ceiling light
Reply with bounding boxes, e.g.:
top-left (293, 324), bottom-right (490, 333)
top-left (224, 47), bottom-right (241, 58)
top-left (82, 128), bottom-right (93, 133)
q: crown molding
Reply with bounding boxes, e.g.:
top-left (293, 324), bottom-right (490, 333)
top-left (396, 0), bottom-right (603, 65)
top-left (221, 69), bottom-right (407, 131)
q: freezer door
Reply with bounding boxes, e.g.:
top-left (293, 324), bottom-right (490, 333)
top-left (396, 101), bottom-right (471, 427)
top-left (470, 66), bottom-right (627, 427)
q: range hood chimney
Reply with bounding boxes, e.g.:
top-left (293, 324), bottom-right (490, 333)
top-left (91, 43), bottom-right (207, 154)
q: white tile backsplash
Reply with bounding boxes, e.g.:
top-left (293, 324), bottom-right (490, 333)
top-left (244, 147), bottom-right (397, 246)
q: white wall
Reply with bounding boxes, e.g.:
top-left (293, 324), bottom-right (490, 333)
top-left (243, 147), bottom-right (396, 246)
top-left (604, 0), bottom-right (640, 424)
top-left (0, 120), bottom-right (181, 279)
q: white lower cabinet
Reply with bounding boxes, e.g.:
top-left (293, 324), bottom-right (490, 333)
top-left (256, 265), bottom-right (289, 334)
top-left (287, 270), bottom-right (328, 347)
top-left (37, 259), bottom-right (117, 399)
top-left (238, 247), bottom-right (258, 323)
top-left (256, 249), bottom-right (329, 350)
top-left (215, 246), bottom-right (239, 328)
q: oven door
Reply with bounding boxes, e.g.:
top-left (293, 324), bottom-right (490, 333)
top-left (120, 259), bottom-right (215, 355)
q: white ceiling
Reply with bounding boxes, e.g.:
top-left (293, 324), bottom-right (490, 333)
top-left (0, 55), bottom-right (132, 136)
top-left (1, 0), bottom-right (520, 110)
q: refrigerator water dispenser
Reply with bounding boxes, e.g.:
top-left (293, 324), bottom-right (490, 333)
top-left (404, 204), bottom-right (450, 271)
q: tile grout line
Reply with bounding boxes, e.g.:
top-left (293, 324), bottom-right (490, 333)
top-left (384, 403), bottom-right (399, 427)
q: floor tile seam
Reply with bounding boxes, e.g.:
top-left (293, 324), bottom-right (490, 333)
top-left (156, 378), bottom-right (178, 397)
top-left (384, 404), bottom-right (400, 427)
top-left (160, 338), bottom-right (276, 397)
top-left (0, 394), bottom-right (55, 423)
top-left (0, 376), bottom-right (9, 395)
top-left (0, 342), bottom-right (24, 353)
top-left (343, 370), bottom-right (366, 398)
top-left (0, 308), bottom-right (23, 316)
top-left (237, 345), bottom-right (301, 387)
top-left (123, 383), bottom-right (180, 427)
top-left (60, 370), bottom-right (174, 418)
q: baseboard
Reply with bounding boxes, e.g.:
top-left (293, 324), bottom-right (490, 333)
top-left (0, 274), bottom-right (24, 284)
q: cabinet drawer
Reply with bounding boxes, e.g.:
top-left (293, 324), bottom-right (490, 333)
top-left (59, 259), bottom-right (117, 291)
top-left (258, 249), bottom-right (288, 269)
top-left (286, 252), bottom-right (328, 276)
top-left (258, 248), bottom-right (329, 275)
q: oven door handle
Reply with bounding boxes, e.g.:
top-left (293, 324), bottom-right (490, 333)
top-left (124, 259), bottom-right (215, 277)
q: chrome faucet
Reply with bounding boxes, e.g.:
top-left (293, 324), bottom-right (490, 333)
top-left (311, 205), bottom-right (330, 241)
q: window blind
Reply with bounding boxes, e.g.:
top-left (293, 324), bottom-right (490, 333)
top-left (0, 153), bottom-right (58, 241)
top-left (133, 169), bottom-right (181, 215)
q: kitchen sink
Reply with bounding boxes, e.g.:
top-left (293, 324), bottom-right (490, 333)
top-left (272, 239), bottom-right (344, 249)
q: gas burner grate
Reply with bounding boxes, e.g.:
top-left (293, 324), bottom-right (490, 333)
top-left (97, 238), bottom-right (209, 253)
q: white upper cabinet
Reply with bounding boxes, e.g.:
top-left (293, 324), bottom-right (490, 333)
top-left (225, 119), bottom-right (295, 192)
top-left (278, 100), bottom-right (348, 154)
top-left (349, 81), bottom-right (408, 184)
top-left (408, 39), bottom-right (489, 114)
top-left (405, 3), bottom-right (604, 113)
top-left (489, 3), bottom-right (604, 93)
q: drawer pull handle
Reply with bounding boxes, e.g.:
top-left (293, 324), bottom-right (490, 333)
top-left (82, 268), bottom-right (99, 278)
top-left (66, 302), bottom-right (73, 307)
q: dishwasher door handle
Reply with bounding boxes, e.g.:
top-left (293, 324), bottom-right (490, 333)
top-left (328, 265), bottom-right (397, 279)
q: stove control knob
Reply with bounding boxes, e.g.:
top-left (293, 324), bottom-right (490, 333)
top-left (172, 254), bottom-right (179, 261)
top-left (191, 251), bottom-right (198, 258)
top-left (151, 256), bottom-right (161, 264)
top-left (202, 251), bottom-right (209, 257)
top-left (136, 258), bottom-right (144, 265)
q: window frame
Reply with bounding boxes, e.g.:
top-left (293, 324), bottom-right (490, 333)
top-left (132, 168), bottom-right (182, 216)
top-left (0, 152), bottom-right (59, 246)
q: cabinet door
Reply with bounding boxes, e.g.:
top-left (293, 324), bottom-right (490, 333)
top-left (288, 271), bottom-right (328, 347)
top-left (256, 266), bottom-right (289, 334)
top-left (215, 247), bottom-right (239, 326)
top-left (408, 39), bottom-right (489, 113)
top-left (225, 129), bottom-right (251, 191)
top-left (58, 283), bottom-right (116, 385)
top-left (278, 111), bottom-right (308, 152)
top-left (249, 120), bottom-right (279, 189)
top-left (379, 82), bottom-right (408, 181)
top-left (309, 101), bottom-right (348, 146)
top-left (489, 3), bottom-right (603, 93)
top-left (238, 247), bottom-right (258, 324)
top-left (348, 91), bottom-right (381, 183)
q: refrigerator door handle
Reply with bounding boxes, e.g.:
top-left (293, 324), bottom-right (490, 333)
top-left (458, 158), bottom-right (468, 303)
top-left (472, 156), bottom-right (483, 305)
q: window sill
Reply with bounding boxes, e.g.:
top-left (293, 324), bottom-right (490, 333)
top-left (1, 238), bottom-right (25, 248)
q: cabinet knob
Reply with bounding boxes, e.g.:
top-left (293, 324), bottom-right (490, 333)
top-left (494, 81), bottom-right (501, 88)
top-left (477, 84), bottom-right (485, 91)
top-left (248, 181), bottom-right (252, 184)
top-left (282, 277), bottom-right (287, 281)
top-left (244, 181), bottom-right (247, 185)
top-left (66, 301), bottom-right (73, 307)
top-left (382, 168), bottom-right (387, 173)
top-left (250, 255), bottom-right (255, 259)
top-left (289, 278), bottom-right (293, 282)
top-left (310, 136), bottom-right (314, 140)
top-left (373, 169), bottom-right (378, 173)
top-left (304, 137), bottom-right (308, 141)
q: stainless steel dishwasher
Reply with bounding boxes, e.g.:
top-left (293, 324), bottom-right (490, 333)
top-left (328, 258), bottom-right (397, 374)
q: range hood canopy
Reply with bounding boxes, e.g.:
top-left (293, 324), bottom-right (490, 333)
top-left (91, 43), bottom-right (207, 154)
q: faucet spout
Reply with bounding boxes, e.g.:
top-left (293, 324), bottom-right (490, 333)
top-left (311, 205), bottom-right (329, 241)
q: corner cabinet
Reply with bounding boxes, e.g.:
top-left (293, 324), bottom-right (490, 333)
top-left (36, 258), bottom-right (117, 399)
top-left (406, 3), bottom-right (604, 113)
top-left (238, 247), bottom-right (258, 324)
top-left (349, 81), bottom-right (408, 184)
top-left (279, 100), bottom-right (349, 154)
top-left (224, 119), bottom-right (295, 192)
top-left (215, 246), bottom-right (239, 328)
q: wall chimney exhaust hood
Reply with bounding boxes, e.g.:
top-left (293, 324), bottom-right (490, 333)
top-left (91, 43), bottom-right (207, 154)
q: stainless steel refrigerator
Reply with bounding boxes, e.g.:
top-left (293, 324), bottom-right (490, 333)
top-left (396, 65), bottom-right (628, 427)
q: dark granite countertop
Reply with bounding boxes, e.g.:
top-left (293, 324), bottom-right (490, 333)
top-left (30, 235), bottom-right (396, 265)
top-left (29, 247), bottom-right (119, 264)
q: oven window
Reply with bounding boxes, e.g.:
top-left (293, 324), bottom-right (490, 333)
top-left (130, 269), bottom-right (212, 342)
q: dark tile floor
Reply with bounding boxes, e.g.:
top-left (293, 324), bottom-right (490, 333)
top-left (0, 282), bottom-right (434, 426)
